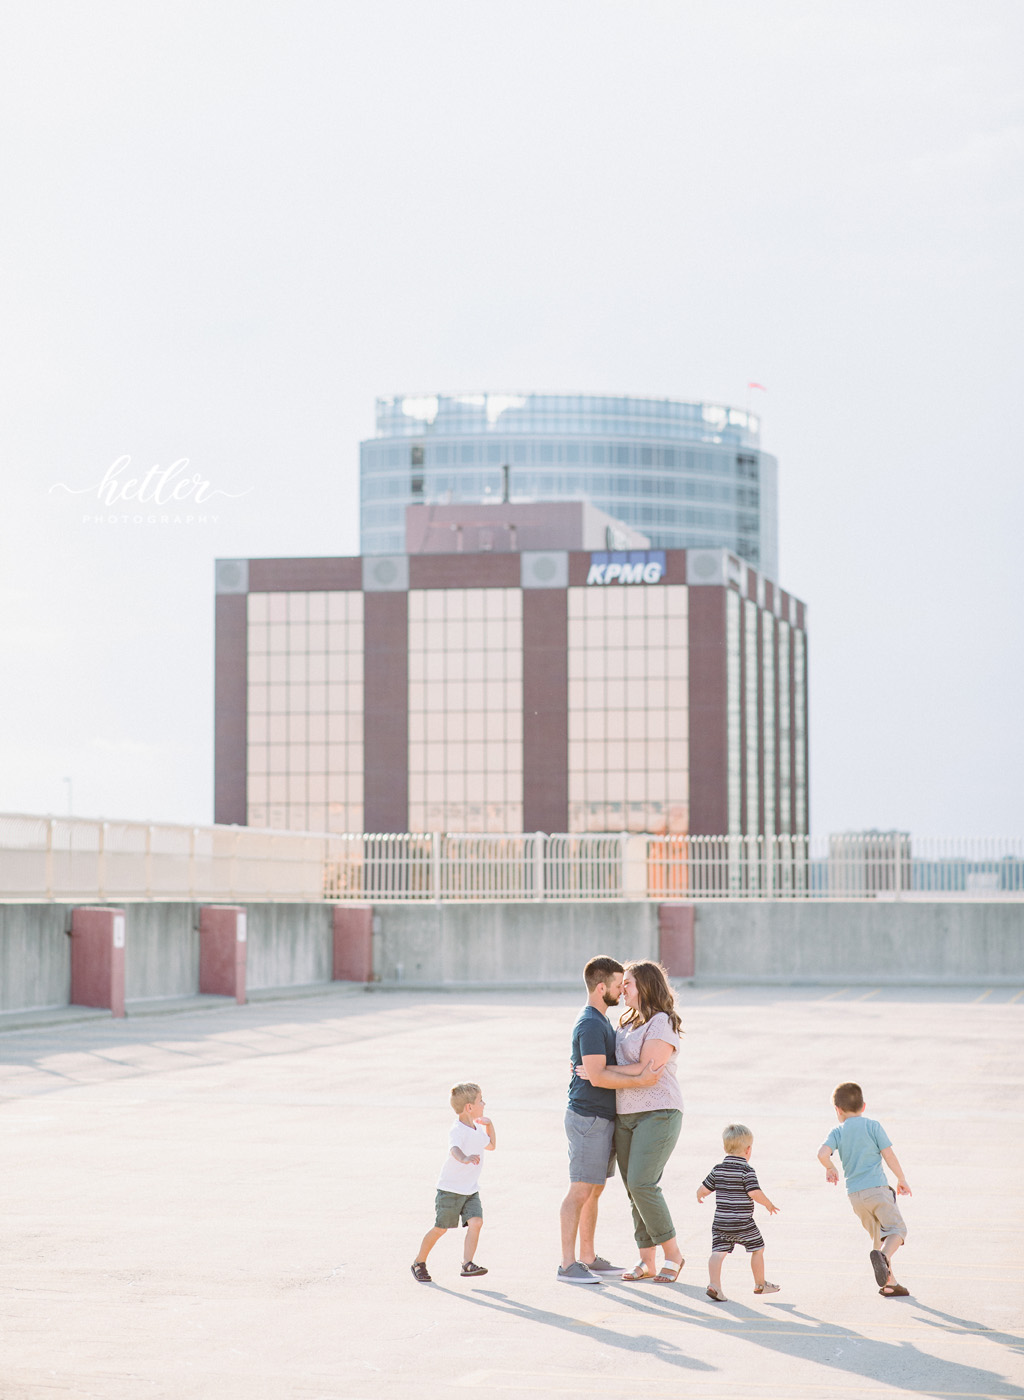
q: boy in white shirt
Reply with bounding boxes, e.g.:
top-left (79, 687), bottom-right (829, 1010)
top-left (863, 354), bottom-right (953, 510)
top-left (411, 1082), bottom-right (496, 1283)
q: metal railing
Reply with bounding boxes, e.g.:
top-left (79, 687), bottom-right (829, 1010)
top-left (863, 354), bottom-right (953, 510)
top-left (0, 815), bottom-right (1021, 903)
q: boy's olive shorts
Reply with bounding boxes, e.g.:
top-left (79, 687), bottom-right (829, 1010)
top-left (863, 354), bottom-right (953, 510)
top-left (435, 1189), bottom-right (483, 1229)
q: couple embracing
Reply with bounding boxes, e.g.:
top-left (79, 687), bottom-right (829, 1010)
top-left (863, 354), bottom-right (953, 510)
top-left (558, 955), bottom-right (685, 1285)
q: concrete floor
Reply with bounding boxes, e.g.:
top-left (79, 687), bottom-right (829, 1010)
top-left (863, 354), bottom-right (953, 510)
top-left (0, 982), bottom-right (1021, 1399)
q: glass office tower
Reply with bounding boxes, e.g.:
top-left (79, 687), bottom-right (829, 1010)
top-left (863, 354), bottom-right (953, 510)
top-left (360, 393), bottom-right (778, 577)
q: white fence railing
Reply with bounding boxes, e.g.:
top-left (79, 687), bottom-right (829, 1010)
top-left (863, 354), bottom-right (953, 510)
top-left (0, 816), bottom-right (1021, 903)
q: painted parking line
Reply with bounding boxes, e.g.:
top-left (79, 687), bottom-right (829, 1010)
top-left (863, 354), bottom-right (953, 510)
top-left (815, 987), bottom-right (849, 1002)
top-left (852, 988), bottom-right (880, 1001)
top-left (1009, 988), bottom-right (1024, 1004)
top-left (971, 989), bottom-right (993, 1004)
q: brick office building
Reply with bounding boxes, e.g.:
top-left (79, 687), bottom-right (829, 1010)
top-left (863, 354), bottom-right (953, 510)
top-left (214, 504), bottom-right (807, 838)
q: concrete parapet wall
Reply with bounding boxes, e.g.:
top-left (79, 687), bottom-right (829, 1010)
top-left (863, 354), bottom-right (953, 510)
top-left (124, 902), bottom-right (198, 1001)
top-left (372, 901), bottom-right (658, 985)
top-left (0, 899), bottom-right (1020, 1017)
top-left (243, 903), bottom-right (332, 990)
top-left (692, 900), bottom-right (1024, 984)
top-left (0, 904), bottom-right (71, 1011)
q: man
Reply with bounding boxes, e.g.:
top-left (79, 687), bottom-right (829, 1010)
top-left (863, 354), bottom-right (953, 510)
top-left (558, 954), bottom-right (661, 1284)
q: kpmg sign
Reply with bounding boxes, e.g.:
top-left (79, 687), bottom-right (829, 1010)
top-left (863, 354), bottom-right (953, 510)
top-left (586, 550), bottom-right (665, 585)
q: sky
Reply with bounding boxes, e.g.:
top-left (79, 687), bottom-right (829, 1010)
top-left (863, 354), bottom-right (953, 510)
top-left (1, 0), bottom-right (1021, 836)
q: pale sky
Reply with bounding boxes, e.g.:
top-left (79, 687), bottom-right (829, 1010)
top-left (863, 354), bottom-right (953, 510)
top-left (1, 0), bottom-right (1021, 835)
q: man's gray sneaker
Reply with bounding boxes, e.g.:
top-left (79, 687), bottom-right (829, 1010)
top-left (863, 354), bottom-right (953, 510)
top-left (557, 1261), bottom-right (602, 1285)
top-left (582, 1255), bottom-right (625, 1276)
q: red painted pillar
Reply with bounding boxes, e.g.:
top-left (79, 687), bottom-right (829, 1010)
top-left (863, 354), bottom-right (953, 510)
top-left (333, 905), bottom-right (373, 982)
top-left (659, 903), bottom-right (695, 979)
top-left (199, 905), bottom-right (248, 1004)
top-left (70, 907), bottom-right (126, 1017)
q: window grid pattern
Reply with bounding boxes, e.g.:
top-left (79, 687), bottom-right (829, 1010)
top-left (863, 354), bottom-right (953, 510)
top-left (794, 629), bottom-right (807, 835)
top-left (778, 619), bottom-right (792, 835)
top-left (744, 599), bottom-right (759, 837)
top-left (408, 589), bottom-right (523, 833)
top-left (727, 590), bottom-right (742, 836)
top-left (567, 585), bottom-right (688, 835)
top-left (246, 591), bottom-right (364, 834)
top-left (763, 614), bottom-right (775, 840)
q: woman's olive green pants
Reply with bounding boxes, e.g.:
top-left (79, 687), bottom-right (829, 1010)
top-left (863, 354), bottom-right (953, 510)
top-left (614, 1108), bottom-right (683, 1249)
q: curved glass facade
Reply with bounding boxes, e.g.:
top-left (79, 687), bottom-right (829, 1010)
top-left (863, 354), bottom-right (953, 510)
top-left (360, 393), bottom-right (778, 577)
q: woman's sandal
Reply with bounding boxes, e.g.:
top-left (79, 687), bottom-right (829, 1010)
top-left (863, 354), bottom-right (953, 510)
top-left (653, 1260), bottom-right (684, 1283)
top-left (706, 1286), bottom-right (729, 1301)
top-left (880, 1283), bottom-right (910, 1297)
top-left (621, 1263), bottom-right (653, 1281)
top-left (753, 1282), bottom-right (781, 1294)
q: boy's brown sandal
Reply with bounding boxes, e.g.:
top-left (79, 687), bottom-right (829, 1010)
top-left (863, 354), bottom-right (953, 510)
top-left (461, 1261), bottom-right (488, 1276)
top-left (411, 1261), bottom-right (432, 1283)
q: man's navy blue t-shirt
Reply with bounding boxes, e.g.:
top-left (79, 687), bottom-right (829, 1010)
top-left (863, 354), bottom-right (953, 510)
top-left (567, 1004), bottom-right (616, 1121)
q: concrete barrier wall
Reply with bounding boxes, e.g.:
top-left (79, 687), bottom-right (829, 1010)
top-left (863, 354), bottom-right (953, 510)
top-left (125, 902), bottom-right (198, 1001)
top-left (372, 902), bottom-right (659, 986)
top-left (692, 900), bottom-right (1024, 984)
top-left (0, 904), bottom-right (71, 1011)
top-left (0, 899), bottom-right (1020, 1017)
top-left (244, 903), bottom-right (332, 990)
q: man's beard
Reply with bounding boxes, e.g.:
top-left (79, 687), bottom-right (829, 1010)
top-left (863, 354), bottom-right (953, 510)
top-left (602, 990), bottom-right (621, 1007)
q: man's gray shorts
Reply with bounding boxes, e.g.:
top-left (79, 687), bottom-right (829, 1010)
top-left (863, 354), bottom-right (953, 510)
top-left (565, 1109), bottom-right (616, 1184)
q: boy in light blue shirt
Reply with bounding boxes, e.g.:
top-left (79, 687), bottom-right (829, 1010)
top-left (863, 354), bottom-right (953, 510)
top-left (817, 1081), bottom-right (912, 1298)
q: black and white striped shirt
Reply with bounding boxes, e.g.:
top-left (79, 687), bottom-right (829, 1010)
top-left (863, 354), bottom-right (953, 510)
top-left (702, 1155), bottom-right (759, 1229)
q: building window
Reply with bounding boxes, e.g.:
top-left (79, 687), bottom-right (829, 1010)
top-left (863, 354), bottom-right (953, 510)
top-left (727, 590), bottom-right (741, 836)
top-left (762, 613), bottom-right (775, 840)
top-left (408, 588), bottom-right (523, 833)
top-left (246, 590), bottom-right (364, 835)
top-left (744, 598), bottom-right (759, 837)
top-left (777, 620), bottom-right (791, 836)
top-left (793, 629), bottom-right (807, 835)
top-left (567, 585), bottom-right (688, 835)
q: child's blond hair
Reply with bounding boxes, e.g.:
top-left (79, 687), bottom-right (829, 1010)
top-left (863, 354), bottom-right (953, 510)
top-left (450, 1082), bottom-right (481, 1113)
top-left (723, 1123), bottom-right (753, 1154)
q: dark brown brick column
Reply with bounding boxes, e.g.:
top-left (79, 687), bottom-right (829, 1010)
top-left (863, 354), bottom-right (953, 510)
top-left (363, 592), bottom-right (408, 832)
top-left (214, 594), bottom-right (248, 825)
top-left (522, 589), bottom-right (568, 832)
top-left (688, 586), bottom-right (728, 836)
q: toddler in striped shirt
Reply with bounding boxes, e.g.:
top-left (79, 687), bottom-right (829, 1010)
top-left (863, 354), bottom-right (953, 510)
top-left (697, 1123), bottom-right (780, 1301)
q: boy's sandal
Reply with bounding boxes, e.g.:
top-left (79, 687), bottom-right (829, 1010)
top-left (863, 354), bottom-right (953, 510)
top-left (869, 1250), bottom-right (891, 1287)
top-left (461, 1261), bottom-right (488, 1276)
top-left (653, 1261), bottom-right (684, 1283)
top-left (706, 1286), bottom-right (729, 1302)
top-left (410, 1261), bottom-right (432, 1283)
top-left (754, 1282), bottom-right (781, 1294)
top-left (621, 1263), bottom-right (653, 1281)
top-left (879, 1283), bottom-right (910, 1297)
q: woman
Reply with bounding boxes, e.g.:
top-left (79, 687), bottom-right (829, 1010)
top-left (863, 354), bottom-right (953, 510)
top-left (579, 959), bottom-right (685, 1282)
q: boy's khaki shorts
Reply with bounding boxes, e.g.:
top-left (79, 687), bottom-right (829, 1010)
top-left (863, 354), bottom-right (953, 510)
top-left (848, 1186), bottom-right (907, 1250)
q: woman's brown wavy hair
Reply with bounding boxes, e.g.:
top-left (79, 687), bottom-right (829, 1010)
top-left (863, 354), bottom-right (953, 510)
top-left (619, 960), bottom-right (683, 1034)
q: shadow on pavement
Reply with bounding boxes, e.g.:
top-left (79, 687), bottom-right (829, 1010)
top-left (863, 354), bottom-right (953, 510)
top-left (440, 1282), bottom-right (1024, 1399)
top-left (429, 1285), bottom-right (715, 1372)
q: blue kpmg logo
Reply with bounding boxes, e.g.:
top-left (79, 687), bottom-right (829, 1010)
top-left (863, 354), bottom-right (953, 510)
top-left (586, 550), bottom-right (666, 585)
